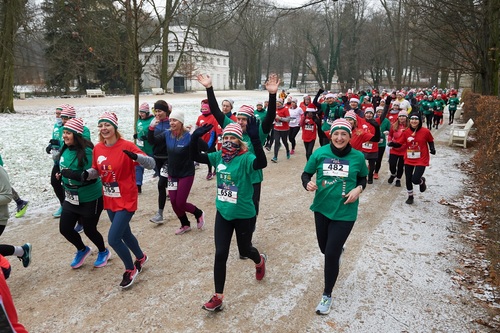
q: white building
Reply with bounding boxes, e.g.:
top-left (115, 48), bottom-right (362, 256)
top-left (141, 26), bottom-right (229, 92)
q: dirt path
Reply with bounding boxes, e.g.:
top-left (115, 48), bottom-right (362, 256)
top-left (2, 108), bottom-right (490, 332)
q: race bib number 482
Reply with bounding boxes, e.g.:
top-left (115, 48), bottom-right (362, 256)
top-left (323, 158), bottom-right (349, 177)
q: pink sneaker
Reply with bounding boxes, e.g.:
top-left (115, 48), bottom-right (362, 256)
top-left (290, 149), bottom-right (295, 155)
top-left (175, 225), bottom-right (191, 235)
top-left (256, 253), bottom-right (267, 280)
top-left (197, 211), bottom-right (205, 229)
top-left (202, 294), bottom-right (224, 312)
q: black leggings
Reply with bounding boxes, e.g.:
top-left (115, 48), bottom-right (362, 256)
top-left (404, 164), bottom-right (426, 192)
top-left (288, 127), bottom-right (300, 150)
top-left (425, 114), bottom-right (433, 129)
top-left (367, 158), bottom-right (376, 180)
top-left (273, 129), bottom-right (290, 158)
top-left (314, 212), bottom-right (354, 296)
top-left (213, 211), bottom-right (261, 294)
top-left (389, 154), bottom-right (405, 179)
top-left (304, 140), bottom-right (315, 161)
top-left (449, 109), bottom-right (456, 123)
top-left (155, 158), bottom-right (168, 210)
top-left (374, 146), bottom-right (386, 173)
top-left (59, 197), bottom-right (105, 252)
top-left (51, 164), bottom-right (65, 205)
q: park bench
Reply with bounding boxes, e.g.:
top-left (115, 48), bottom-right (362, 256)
top-left (448, 118), bottom-right (474, 148)
top-left (151, 87), bottom-right (164, 95)
top-left (86, 89), bottom-right (105, 97)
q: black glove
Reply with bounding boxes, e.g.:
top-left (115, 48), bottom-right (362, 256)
top-left (430, 149), bottom-right (436, 155)
top-left (133, 133), bottom-right (138, 139)
top-left (317, 88), bottom-right (325, 96)
top-left (123, 150), bottom-right (138, 160)
top-left (60, 168), bottom-right (82, 181)
top-left (387, 142), bottom-right (402, 148)
top-left (45, 144), bottom-right (52, 154)
top-left (49, 139), bottom-right (60, 146)
top-left (367, 118), bottom-right (380, 128)
top-left (192, 124), bottom-right (213, 139)
top-left (246, 117), bottom-right (260, 140)
top-left (140, 136), bottom-right (148, 141)
top-left (81, 170), bottom-right (89, 181)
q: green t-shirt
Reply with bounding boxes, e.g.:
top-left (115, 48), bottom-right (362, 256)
top-left (304, 145), bottom-right (368, 221)
top-left (59, 146), bottom-right (103, 203)
top-left (321, 103), bottom-right (344, 132)
top-left (207, 151), bottom-right (257, 220)
top-left (222, 116), bottom-right (267, 184)
top-left (448, 97), bottom-right (460, 111)
top-left (378, 118), bottom-right (391, 147)
top-left (254, 109), bottom-right (267, 122)
top-left (136, 117), bottom-right (154, 155)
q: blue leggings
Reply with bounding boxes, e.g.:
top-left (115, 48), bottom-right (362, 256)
top-left (107, 210), bottom-right (144, 270)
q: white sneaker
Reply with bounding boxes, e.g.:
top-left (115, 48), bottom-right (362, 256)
top-left (149, 213), bottom-right (164, 224)
top-left (315, 295), bottom-right (332, 315)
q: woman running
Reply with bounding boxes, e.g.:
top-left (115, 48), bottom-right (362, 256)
top-left (190, 121), bottom-right (267, 312)
top-left (86, 112), bottom-right (154, 289)
top-left (301, 118), bottom-right (367, 315)
top-left (57, 118), bottom-right (110, 269)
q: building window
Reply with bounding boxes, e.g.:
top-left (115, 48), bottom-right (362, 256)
top-left (156, 55), bottom-right (162, 63)
top-left (223, 59), bottom-right (226, 66)
top-left (217, 58), bottom-right (220, 65)
top-left (168, 55), bottom-right (174, 63)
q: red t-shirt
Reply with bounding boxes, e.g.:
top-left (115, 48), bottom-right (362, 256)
top-left (395, 127), bottom-right (434, 166)
top-left (196, 114), bottom-right (221, 144)
top-left (360, 121), bottom-right (379, 154)
top-left (300, 115), bottom-right (317, 142)
top-left (274, 106), bottom-right (290, 131)
top-left (351, 129), bottom-right (374, 151)
top-left (388, 124), bottom-right (407, 156)
top-left (93, 139), bottom-right (146, 212)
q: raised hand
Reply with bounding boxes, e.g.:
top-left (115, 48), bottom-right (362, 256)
top-left (265, 73), bottom-right (280, 94)
top-left (192, 123), bottom-right (213, 138)
top-left (197, 74), bottom-right (212, 88)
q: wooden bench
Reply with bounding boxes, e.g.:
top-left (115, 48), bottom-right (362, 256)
top-left (86, 89), bottom-right (105, 97)
top-left (151, 88), bottom-right (164, 95)
top-left (448, 118), bottom-right (474, 148)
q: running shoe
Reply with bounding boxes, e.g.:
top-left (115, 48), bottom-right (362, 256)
top-left (175, 225), bottom-right (191, 235)
top-left (419, 177), bottom-right (427, 192)
top-left (395, 180), bottom-right (401, 187)
top-left (271, 157), bottom-right (278, 163)
top-left (367, 179), bottom-right (373, 184)
top-left (286, 152), bottom-right (291, 159)
top-left (373, 173), bottom-right (379, 179)
top-left (149, 213), bottom-right (164, 224)
top-left (18, 243), bottom-right (32, 268)
top-left (265, 146), bottom-right (271, 152)
top-left (134, 253), bottom-right (148, 273)
top-left (315, 295), bottom-right (332, 315)
top-left (70, 246), bottom-right (91, 269)
top-left (15, 201), bottom-right (29, 218)
top-left (202, 294), bottom-right (224, 312)
top-left (120, 267), bottom-right (138, 289)
top-left (74, 223), bottom-right (84, 233)
top-left (290, 149), bottom-right (295, 155)
top-left (405, 196), bottom-right (414, 205)
top-left (388, 175), bottom-right (395, 184)
top-left (197, 211), bottom-right (205, 229)
top-left (94, 248), bottom-right (111, 268)
top-left (255, 253), bottom-right (267, 280)
top-left (137, 185), bottom-right (142, 194)
top-left (206, 172), bottom-right (213, 180)
top-left (53, 206), bottom-right (63, 218)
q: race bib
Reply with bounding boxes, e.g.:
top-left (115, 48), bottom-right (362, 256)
top-left (217, 184), bottom-right (238, 204)
top-left (136, 139), bottom-right (144, 147)
top-left (304, 124), bottom-right (314, 131)
top-left (323, 158), bottom-right (349, 177)
top-left (362, 142), bottom-right (373, 150)
top-left (407, 149), bottom-right (421, 159)
top-left (327, 118), bottom-right (335, 125)
top-left (103, 182), bottom-right (121, 197)
top-left (160, 164), bottom-right (168, 178)
top-left (275, 121), bottom-right (283, 127)
top-left (167, 178), bottom-right (178, 191)
top-left (65, 189), bottom-right (79, 205)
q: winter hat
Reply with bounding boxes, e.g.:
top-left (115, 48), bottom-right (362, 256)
top-left (98, 112), bottom-right (118, 129)
top-left (223, 99), bottom-right (234, 108)
top-left (139, 102), bottom-right (150, 113)
top-left (60, 104), bottom-right (76, 118)
top-left (222, 123), bottom-right (243, 140)
top-left (201, 103), bottom-right (211, 115)
top-left (376, 106), bottom-right (384, 112)
top-left (409, 112), bottom-right (421, 120)
top-left (398, 110), bottom-right (408, 117)
top-left (169, 110), bottom-right (185, 124)
top-left (63, 118), bottom-right (84, 135)
top-left (291, 98), bottom-right (298, 103)
top-left (349, 98), bottom-right (360, 104)
top-left (330, 118), bottom-right (352, 136)
top-left (306, 104), bottom-right (317, 112)
top-left (154, 101), bottom-right (169, 112)
top-left (256, 101), bottom-right (263, 106)
top-left (56, 105), bottom-right (65, 111)
top-left (303, 94), bottom-right (311, 99)
top-left (277, 98), bottom-right (284, 104)
top-left (325, 93), bottom-right (336, 99)
top-left (396, 91), bottom-right (404, 96)
top-left (344, 110), bottom-right (357, 120)
top-left (365, 107), bottom-right (375, 114)
top-left (236, 105), bottom-right (255, 118)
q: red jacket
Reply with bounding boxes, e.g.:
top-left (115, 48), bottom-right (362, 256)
top-left (0, 261), bottom-right (28, 333)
